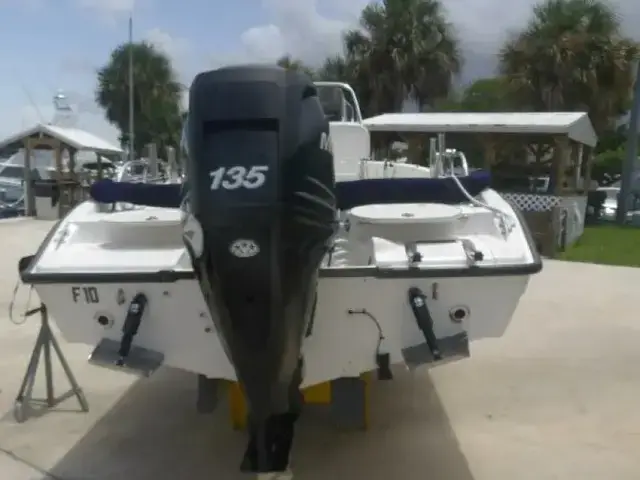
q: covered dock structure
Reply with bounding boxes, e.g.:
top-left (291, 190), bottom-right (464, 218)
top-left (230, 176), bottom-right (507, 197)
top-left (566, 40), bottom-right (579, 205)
top-left (0, 123), bottom-right (122, 218)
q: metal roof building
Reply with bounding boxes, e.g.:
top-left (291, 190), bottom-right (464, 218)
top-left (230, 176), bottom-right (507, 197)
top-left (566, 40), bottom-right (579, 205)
top-left (363, 112), bottom-right (597, 147)
top-left (0, 123), bottom-right (122, 155)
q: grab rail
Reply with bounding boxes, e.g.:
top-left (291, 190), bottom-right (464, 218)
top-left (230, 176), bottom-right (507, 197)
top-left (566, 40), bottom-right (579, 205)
top-left (429, 136), bottom-right (469, 177)
top-left (430, 134), bottom-right (513, 237)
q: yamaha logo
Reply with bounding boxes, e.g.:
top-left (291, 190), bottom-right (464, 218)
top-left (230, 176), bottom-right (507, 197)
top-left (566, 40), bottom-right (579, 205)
top-left (229, 239), bottom-right (260, 258)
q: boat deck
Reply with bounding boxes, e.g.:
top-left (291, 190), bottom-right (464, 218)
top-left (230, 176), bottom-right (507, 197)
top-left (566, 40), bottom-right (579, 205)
top-left (1, 218), bottom-right (640, 479)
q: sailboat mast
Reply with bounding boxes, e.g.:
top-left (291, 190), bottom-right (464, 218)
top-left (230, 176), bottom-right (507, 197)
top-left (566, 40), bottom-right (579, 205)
top-left (128, 14), bottom-right (135, 163)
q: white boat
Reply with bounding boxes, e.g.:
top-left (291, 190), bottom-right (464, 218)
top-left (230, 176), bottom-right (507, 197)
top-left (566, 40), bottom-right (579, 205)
top-left (0, 151), bottom-right (56, 207)
top-left (18, 66), bottom-right (542, 476)
top-left (113, 158), bottom-right (170, 183)
top-left (0, 149), bottom-right (115, 180)
top-left (0, 150), bottom-right (116, 212)
top-left (0, 153), bottom-right (53, 215)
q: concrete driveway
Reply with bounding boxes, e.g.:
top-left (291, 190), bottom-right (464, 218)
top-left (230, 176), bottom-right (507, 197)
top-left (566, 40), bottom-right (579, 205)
top-left (0, 218), bottom-right (639, 479)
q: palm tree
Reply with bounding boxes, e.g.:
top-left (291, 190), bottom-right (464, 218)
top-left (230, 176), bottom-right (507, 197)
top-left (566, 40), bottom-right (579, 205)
top-left (316, 54), bottom-right (380, 120)
top-left (276, 55), bottom-right (316, 78)
top-left (499, 0), bottom-right (639, 134)
top-left (316, 55), bottom-right (354, 82)
top-left (96, 42), bottom-right (183, 158)
top-left (339, 0), bottom-right (462, 116)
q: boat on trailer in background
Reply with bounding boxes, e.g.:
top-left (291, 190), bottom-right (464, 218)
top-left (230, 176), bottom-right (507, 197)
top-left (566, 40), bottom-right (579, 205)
top-left (18, 66), bottom-right (542, 478)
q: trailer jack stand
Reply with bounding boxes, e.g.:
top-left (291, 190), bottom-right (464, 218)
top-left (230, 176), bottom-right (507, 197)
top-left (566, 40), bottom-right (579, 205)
top-left (13, 303), bottom-right (89, 423)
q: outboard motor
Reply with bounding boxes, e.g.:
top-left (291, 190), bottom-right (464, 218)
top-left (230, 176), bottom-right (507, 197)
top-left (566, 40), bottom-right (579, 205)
top-left (181, 65), bottom-right (337, 473)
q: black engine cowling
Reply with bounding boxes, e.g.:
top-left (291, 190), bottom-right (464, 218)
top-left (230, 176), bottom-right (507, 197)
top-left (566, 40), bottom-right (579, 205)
top-left (181, 65), bottom-right (336, 472)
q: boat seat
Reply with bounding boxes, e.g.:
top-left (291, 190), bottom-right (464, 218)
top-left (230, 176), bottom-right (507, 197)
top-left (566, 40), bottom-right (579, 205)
top-left (348, 203), bottom-right (462, 243)
top-left (77, 207), bottom-right (182, 227)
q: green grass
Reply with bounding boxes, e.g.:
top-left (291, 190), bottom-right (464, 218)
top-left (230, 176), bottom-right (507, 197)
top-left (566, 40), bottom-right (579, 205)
top-left (558, 224), bottom-right (640, 267)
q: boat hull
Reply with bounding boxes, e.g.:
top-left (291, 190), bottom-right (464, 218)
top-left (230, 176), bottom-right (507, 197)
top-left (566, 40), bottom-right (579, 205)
top-left (19, 188), bottom-right (541, 384)
top-left (33, 270), bottom-right (530, 386)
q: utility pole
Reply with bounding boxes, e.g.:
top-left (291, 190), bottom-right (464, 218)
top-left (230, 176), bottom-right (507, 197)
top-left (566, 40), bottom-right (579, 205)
top-left (128, 14), bottom-right (135, 163)
top-left (616, 60), bottom-right (640, 224)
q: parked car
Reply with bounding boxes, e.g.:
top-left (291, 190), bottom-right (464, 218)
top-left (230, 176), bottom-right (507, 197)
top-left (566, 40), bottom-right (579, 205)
top-left (597, 187), bottom-right (619, 220)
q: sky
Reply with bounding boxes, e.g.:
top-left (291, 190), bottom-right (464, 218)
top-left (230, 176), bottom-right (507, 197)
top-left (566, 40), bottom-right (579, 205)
top-left (0, 0), bottom-right (638, 145)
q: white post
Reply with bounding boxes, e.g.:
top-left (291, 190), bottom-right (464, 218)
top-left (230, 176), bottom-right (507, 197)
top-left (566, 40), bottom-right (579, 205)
top-left (147, 143), bottom-right (158, 180)
top-left (437, 133), bottom-right (446, 177)
top-left (166, 146), bottom-right (176, 181)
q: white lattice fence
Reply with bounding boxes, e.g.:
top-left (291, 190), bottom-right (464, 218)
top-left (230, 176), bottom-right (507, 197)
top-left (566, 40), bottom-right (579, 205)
top-left (500, 192), bottom-right (587, 249)
top-left (500, 192), bottom-right (562, 212)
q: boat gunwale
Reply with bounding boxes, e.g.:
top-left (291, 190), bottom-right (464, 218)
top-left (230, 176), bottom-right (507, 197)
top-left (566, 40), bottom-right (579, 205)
top-left (18, 196), bottom-right (542, 284)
